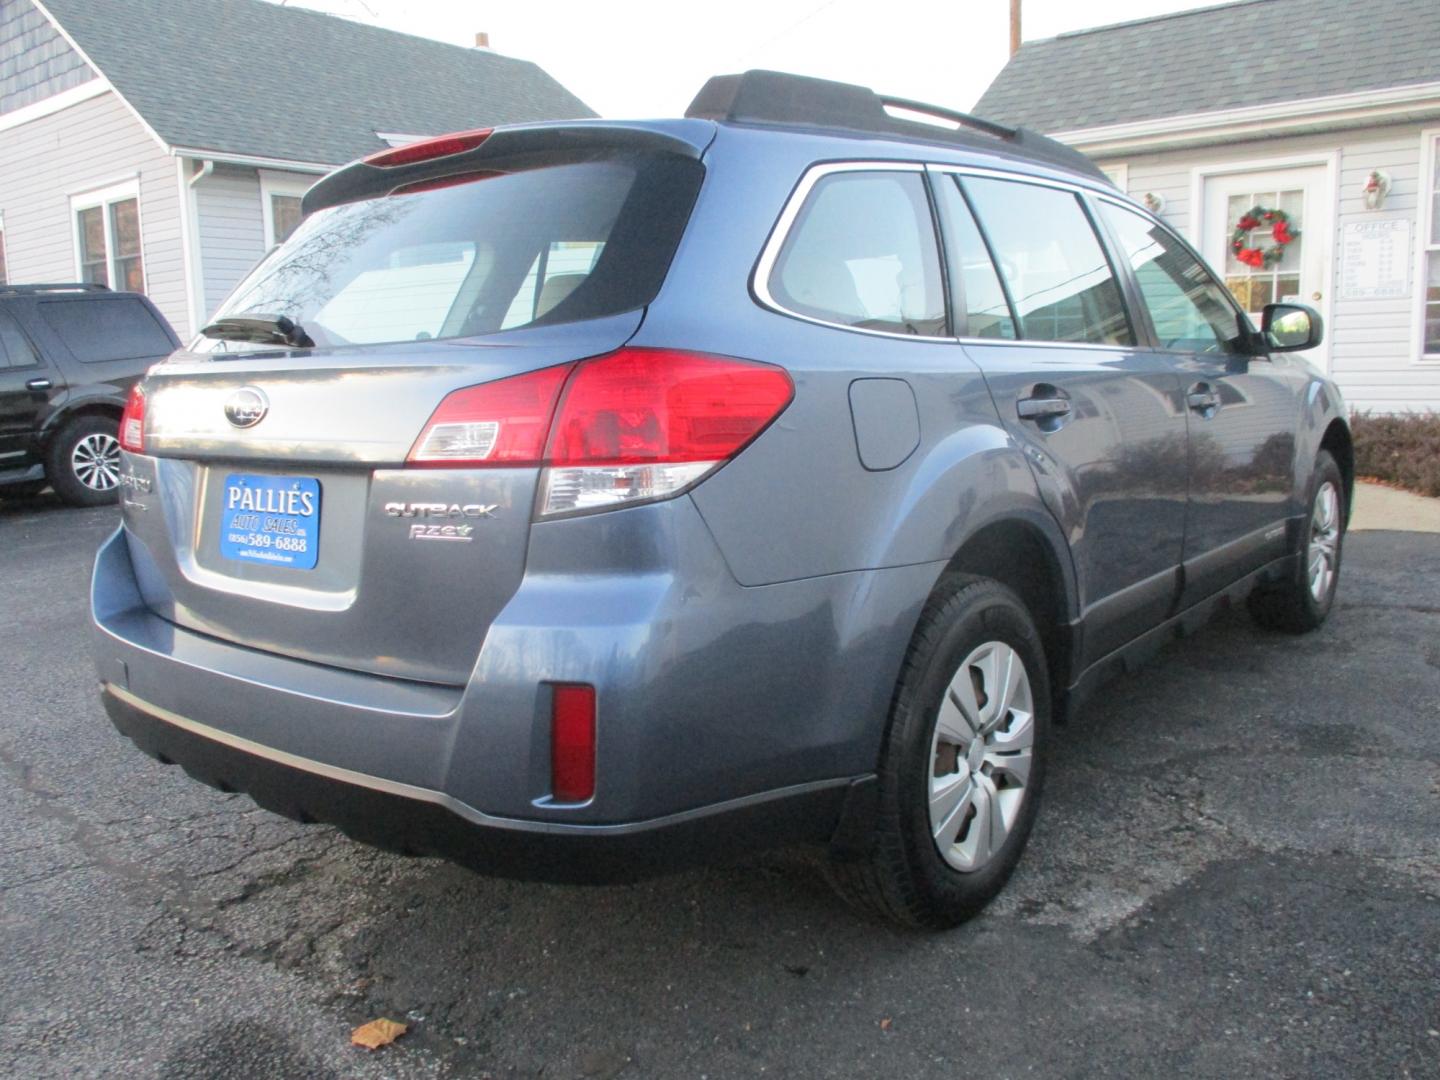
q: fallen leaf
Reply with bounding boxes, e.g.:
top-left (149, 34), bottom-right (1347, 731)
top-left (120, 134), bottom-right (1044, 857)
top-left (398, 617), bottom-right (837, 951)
top-left (351, 1017), bottom-right (408, 1050)
top-left (879, 1018), bottom-right (892, 1032)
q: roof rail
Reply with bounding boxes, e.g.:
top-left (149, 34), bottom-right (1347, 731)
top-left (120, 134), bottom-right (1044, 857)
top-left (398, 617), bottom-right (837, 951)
top-left (0, 282), bottom-right (111, 296)
top-left (685, 70), bottom-right (1112, 186)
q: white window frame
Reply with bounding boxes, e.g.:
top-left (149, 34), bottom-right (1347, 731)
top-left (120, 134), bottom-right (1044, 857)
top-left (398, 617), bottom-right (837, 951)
top-left (1098, 162), bottom-right (1129, 193)
top-left (259, 170), bottom-right (313, 250)
top-left (1416, 128), bottom-right (1440, 363)
top-left (69, 178), bottom-right (144, 292)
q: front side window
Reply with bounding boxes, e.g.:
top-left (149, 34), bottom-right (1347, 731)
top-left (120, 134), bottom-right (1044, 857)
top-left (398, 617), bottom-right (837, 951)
top-left (768, 170), bottom-right (946, 336)
top-left (75, 192), bottom-right (144, 292)
top-left (961, 177), bottom-right (1132, 346)
top-left (1098, 201), bottom-right (1246, 354)
top-left (201, 155), bottom-right (701, 351)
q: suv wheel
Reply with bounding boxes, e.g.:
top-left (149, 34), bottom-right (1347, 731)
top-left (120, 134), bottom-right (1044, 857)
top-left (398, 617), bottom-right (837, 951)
top-left (1248, 450), bottom-right (1344, 633)
top-left (47, 416), bottom-right (123, 507)
top-left (826, 576), bottom-right (1050, 929)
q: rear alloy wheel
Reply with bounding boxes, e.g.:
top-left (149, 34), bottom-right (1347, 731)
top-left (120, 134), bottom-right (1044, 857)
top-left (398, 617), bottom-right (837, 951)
top-left (47, 416), bottom-right (123, 507)
top-left (826, 576), bottom-right (1050, 929)
top-left (1249, 449), bottom-right (1345, 633)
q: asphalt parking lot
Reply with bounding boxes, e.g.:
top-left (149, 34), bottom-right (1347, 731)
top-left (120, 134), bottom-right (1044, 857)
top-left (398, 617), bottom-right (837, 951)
top-left (2, 495), bottom-right (1437, 1079)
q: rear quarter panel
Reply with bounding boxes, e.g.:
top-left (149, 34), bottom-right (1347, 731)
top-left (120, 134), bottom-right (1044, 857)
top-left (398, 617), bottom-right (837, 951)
top-left (636, 127), bottom-right (1075, 604)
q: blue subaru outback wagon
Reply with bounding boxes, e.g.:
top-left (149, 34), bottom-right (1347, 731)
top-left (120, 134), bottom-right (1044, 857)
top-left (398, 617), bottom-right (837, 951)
top-left (92, 71), bottom-right (1349, 928)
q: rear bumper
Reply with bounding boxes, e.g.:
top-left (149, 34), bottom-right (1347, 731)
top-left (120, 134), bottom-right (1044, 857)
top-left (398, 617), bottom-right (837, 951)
top-left (92, 509), bottom-right (936, 879)
top-left (101, 684), bottom-right (854, 884)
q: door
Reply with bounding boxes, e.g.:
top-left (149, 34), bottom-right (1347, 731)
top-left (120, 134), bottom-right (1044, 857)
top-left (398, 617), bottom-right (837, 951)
top-left (938, 173), bottom-right (1189, 665)
top-left (1201, 165), bottom-right (1331, 372)
top-left (0, 309), bottom-right (60, 471)
top-left (1099, 197), bottom-right (1309, 606)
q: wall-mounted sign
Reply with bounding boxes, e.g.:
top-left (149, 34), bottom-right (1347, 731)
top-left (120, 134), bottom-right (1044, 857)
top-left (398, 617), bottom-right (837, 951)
top-left (1340, 219), bottom-right (1411, 300)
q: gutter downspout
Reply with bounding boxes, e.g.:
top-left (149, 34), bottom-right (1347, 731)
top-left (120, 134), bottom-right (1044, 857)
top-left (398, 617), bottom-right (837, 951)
top-left (178, 158), bottom-right (214, 338)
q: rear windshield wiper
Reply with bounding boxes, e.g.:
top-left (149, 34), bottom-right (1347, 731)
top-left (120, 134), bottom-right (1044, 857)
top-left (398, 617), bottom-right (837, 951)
top-left (200, 314), bottom-right (315, 349)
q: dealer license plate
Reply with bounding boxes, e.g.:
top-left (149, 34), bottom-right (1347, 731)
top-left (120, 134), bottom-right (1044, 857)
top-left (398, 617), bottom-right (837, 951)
top-left (218, 473), bottom-right (321, 570)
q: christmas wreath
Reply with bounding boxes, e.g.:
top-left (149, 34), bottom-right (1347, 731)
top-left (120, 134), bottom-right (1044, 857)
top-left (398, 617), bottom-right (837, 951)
top-left (1231, 206), bottom-right (1298, 268)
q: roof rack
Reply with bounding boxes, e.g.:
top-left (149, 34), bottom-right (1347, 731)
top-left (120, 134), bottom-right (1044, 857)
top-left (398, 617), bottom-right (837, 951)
top-left (0, 283), bottom-right (111, 296)
top-left (685, 70), bottom-right (1112, 186)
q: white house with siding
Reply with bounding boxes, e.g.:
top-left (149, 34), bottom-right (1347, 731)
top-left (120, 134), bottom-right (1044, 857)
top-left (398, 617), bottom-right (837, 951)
top-left (975, 0), bottom-right (1440, 413)
top-left (0, 0), bottom-right (593, 340)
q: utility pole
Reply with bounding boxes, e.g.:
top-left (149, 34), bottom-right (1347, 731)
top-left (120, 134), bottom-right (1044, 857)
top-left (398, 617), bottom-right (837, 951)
top-left (1010, 0), bottom-right (1021, 55)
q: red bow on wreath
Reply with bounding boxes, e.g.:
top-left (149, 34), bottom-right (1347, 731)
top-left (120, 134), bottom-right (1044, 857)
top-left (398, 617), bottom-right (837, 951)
top-left (1231, 205), bottom-right (1298, 269)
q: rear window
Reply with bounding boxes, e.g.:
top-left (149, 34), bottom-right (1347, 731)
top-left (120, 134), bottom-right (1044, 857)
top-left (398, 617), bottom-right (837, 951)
top-left (200, 155), bottom-right (703, 351)
top-left (40, 297), bottom-right (176, 363)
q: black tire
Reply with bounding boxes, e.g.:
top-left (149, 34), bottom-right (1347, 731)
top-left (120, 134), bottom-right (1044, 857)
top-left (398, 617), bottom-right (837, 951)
top-left (1248, 450), bottom-right (1345, 634)
top-left (826, 576), bottom-right (1050, 929)
top-left (46, 415), bottom-right (122, 507)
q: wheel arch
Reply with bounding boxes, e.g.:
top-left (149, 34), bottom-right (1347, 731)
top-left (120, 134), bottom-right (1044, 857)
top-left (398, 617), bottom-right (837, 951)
top-left (1319, 417), bottom-right (1354, 525)
top-left (935, 510), bottom-right (1079, 719)
top-left (38, 398), bottom-right (124, 451)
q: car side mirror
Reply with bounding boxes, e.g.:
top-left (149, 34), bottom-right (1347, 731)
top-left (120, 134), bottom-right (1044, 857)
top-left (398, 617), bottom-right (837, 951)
top-left (1261, 303), bottom-right (1323, 352)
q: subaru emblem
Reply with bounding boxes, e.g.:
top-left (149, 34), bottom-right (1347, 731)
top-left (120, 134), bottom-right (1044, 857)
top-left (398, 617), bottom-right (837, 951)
top-left (224, 386), bottom-right (269, 428)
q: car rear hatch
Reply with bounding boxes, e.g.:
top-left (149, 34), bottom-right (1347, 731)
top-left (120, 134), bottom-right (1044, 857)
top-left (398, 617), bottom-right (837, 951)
top-left (119, 122), bottom-right (711, 685)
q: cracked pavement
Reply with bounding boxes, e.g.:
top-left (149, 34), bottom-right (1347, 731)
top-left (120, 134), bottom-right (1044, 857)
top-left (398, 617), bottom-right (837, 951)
top-left (1, 494), bottom-right (1437, 1078)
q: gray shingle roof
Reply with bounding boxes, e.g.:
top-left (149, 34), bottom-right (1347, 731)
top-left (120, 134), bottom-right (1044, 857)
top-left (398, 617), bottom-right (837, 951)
top-left (974, 0), bottom-right (1440, 133)
top-left (38, 0), bottom-right (596, 164)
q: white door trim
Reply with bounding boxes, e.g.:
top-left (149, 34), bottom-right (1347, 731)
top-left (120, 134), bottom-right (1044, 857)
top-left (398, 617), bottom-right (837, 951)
top-left (1189, 152), bottom-right (1339, 373)
top-left (1415, 127), bottom-right (1440, 365)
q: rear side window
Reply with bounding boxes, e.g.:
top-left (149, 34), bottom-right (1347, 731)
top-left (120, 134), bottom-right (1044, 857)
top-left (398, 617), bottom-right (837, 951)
top-left (0, 311), bottom-right (38, 368)
top-left (961, 177), bottom-right (1133, 347)
top-left (1097, 201), bottom-right (1246, 355)
top-left (203, 156), bottom-right (702, 350)
top-left (932, 177), bottom-right (1017, 340)
top-left (40, 297), bottom-right (175, 362)
top-left (768, 170), bottom-right (946, 336)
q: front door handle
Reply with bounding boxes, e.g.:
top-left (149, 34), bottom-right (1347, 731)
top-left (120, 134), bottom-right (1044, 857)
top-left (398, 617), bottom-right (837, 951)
top-left (25, 378), bottom-right (52, 391)
top-left (1017, 396), bottom-right (1072, 421)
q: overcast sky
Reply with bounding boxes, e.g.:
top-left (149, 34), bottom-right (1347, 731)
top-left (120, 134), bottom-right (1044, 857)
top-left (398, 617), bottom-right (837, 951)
top-left (279, 0), bottom-right (1211, 118)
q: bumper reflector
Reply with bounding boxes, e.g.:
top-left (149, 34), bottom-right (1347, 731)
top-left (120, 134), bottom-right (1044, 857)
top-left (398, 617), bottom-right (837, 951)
top-left (551, 684), bottom-right (596, 803)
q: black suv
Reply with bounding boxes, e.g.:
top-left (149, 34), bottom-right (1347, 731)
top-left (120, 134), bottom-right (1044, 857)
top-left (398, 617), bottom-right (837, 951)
top-left (0, 284), bottom-right (179, 506)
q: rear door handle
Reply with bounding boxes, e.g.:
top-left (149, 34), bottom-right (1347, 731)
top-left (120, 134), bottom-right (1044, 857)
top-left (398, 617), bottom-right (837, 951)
top-left (25, 378), bottom-right (52, 391)
top-left (1017, 396), bottom-right (1072, 421)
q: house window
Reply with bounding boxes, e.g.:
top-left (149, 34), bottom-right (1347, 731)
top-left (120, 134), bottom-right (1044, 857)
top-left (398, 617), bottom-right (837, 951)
top-left (71, 182), bottom-right (144, 292)
top-left (1424, 132), bottom-right (1440, 359)
top-left (270, 195), bottom-right (302, 246)
top-left (259, 171), bottom-right (313, 249)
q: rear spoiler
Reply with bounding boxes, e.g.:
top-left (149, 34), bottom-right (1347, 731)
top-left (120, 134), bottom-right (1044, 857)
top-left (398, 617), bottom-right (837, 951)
top-left (302, 122), bottom-right (712, 216)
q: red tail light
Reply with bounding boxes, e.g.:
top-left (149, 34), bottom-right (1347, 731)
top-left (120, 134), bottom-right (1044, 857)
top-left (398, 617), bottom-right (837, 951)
top-left (551, 684), bottom-right (596, 803)
top-left (406, 348), bottom-right (794, 516)
top-left (541, 348), bottom-right (792, 514)
top-left (119, 384), bottom-right (145, 452)
top-left (547, 349), bottom-right (794, 466)
top-left (407, 363), bottom-right (573, 467)
top-left (364, 128), bottom-right (492, 168)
